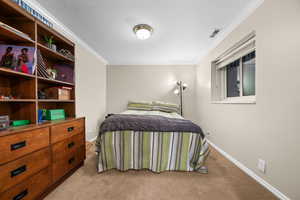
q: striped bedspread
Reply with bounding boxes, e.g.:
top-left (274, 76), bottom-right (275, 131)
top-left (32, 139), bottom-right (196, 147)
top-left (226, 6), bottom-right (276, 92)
top-left (96, 110), bottom-right (209, 173)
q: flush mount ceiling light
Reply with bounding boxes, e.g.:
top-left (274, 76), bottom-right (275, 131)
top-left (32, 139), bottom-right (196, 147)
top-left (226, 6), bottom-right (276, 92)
top-left (133, 24), bottom-right (153, 40)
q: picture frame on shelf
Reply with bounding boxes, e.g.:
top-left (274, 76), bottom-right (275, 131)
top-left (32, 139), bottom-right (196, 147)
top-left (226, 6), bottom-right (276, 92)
top-left (0, 44), bottom-right (35, 74)
top-left (53, 63), bottom-right (74, 83)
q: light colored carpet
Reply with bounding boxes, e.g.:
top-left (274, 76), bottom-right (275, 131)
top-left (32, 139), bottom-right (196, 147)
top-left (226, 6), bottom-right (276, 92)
top-left (45, 143), bottom-right (277, 200)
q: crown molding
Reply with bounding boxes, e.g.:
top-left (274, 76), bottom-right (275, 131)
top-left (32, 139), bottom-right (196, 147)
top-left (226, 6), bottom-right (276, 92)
top-left (24, 0), bottom-right (108, 65)
top-left (197, 0), bottom-right (264, 64)
top-left (22, 0), bottom-right (263, 66)
top-left (108, 64), bottom-right (196, 68)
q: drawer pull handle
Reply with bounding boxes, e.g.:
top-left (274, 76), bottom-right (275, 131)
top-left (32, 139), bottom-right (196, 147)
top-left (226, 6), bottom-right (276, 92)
top-left (11, 165), bottom-right (27, 178)
top-left (68, 157), bottom-right (75, 164)
top-left (67, 127), bottom-right (74, 132)
top-left (13, 189), bottom-right (28, 200)
top-left (11, 141), bottom-right (26, 151)
top-left (68, 142), bottom-right (75, 148)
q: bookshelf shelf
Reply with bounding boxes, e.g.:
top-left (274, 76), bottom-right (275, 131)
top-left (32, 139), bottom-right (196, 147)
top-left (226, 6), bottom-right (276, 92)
top-left (0, 99), bottom-right (36, 102)
top-left (38, 99), bottom-right (75, 103)
top-left (0, 68), bottom-right (36, 79)
top-left (0, 25), bottom-right (35, 44)
top-left (37, 76), bottom-right (75, 86)
top-left (37, 43), bottom-right (75, 63)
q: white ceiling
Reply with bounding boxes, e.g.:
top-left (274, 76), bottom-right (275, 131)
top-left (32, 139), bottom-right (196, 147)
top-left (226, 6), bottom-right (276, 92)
top-left (35, 0), bottom-right (257, 65)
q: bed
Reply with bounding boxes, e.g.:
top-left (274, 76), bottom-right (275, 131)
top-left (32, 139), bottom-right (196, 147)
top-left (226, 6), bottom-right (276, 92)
top-left (96, 109), bottom-right (209, 173)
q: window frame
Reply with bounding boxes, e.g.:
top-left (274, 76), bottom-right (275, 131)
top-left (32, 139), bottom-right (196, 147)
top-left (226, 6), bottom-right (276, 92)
top-left (211, 31), bottom-right (256, 104)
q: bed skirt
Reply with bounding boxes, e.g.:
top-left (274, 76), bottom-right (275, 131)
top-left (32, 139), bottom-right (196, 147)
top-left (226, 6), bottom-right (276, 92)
top-left (96, 131), bottom-right (209, 173)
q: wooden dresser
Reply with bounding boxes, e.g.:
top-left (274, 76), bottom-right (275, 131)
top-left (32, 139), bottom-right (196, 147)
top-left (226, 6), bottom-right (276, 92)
top-left (0, 118), bottom-right (86, 200)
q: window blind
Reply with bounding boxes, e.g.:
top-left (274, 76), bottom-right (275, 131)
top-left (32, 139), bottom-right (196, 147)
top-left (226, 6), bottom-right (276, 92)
top-left (215, 31), bottom-right (256, 70)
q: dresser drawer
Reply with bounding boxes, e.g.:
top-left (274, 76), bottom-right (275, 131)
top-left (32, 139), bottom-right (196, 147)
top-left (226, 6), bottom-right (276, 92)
top-left (51, 119), bottom-right (84, 144)
top-left (52, 133), bottom-right (85, 161)
top-left (52, 146), bottom-right (85, 183)
top-left (0, 128), bottom-right (50, 165)
top-left (0, 167), bottom-right (50, 200)
top-left (0, 148), bottom-right (50, 193)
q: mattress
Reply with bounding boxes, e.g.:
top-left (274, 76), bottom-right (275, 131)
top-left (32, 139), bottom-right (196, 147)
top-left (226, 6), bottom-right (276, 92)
top-left (96, 110), bottom-right (209, 173)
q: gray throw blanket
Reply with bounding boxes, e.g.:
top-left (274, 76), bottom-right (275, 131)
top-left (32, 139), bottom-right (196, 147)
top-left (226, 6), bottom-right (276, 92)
top-left (100, 114), bottom-right (204, 138)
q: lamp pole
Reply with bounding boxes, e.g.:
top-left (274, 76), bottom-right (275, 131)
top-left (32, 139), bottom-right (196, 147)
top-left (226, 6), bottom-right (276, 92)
top-left (179, 81), bottom-right (183, 116)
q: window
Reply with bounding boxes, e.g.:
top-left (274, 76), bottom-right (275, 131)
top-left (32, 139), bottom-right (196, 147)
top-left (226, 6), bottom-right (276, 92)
top-left (211, 31), bottom-right (256, 104)
top-left (226, 59), bottom-right (240, 97)
top-left (242, 51), bottom-right (255, 96)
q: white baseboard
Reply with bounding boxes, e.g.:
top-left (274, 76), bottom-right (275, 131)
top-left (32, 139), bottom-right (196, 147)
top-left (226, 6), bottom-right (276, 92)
top-left (207, 140), bottom-right (290, 200)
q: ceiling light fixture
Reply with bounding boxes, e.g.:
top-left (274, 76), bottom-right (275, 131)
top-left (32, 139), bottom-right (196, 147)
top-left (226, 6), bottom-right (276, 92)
top-left (133, 24), bottom-right (153, 40)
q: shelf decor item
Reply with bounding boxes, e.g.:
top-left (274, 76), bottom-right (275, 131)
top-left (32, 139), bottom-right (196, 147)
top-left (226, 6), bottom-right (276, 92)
top-left (58, 49), bottom-right (74, 61)
top-left (38, 90), bottom-right (46, 99)
top-left (38, 109), bottom-right (47, 123)
top-left (37, 50), bottom-right (52, 78)
top-left (44, 86), bottom-right (72, 100)
top-left (11, 120), bottom-right (30, 127)
top-left (53, 63), bottom-right (74, 83)
top-left (46, 109), bottom-right (65, 121)
top-left (0, 44), bottom-right (35, 74)
top-left (0, 115), bottom-right (10, 130)
top-left (46, 68), bottom-right (57, 79)
top-left (44, 35), bottom-right (56, 51)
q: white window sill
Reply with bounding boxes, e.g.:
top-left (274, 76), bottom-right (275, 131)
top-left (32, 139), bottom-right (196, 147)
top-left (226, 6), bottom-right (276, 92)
top-left (211, 96), bottom-right (256, 104)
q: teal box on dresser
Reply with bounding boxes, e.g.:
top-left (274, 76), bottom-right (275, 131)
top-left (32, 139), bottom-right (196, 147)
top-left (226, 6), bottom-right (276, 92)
top-left (46, 109), bottom-right (65, 121)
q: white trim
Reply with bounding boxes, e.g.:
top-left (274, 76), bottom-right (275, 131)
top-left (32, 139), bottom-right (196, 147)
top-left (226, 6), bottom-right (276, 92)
top-left (212, 96), bottom-right (256, 104)
top-left (207, 140), bottom-right (290, 200)
top-left (23, 0), bottom-right (108, 65)
top-left (21, 0), bottom-right (264, 66)
top-left (197, 0), bottom-right (264, 63)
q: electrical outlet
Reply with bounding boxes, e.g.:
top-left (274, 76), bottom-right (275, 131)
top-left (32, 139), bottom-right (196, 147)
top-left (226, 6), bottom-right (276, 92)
top-left (257, 159), bottom-right (266, 173)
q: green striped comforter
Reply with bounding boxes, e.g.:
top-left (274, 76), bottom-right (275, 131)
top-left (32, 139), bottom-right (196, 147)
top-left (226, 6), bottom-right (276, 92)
top-left (96, 110), bottom-right (209, 173)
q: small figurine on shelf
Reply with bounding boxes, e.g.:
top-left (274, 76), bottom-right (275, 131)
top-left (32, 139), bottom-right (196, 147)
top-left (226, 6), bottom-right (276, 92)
top-left (0, 115), bottom-right (10, 130)
top-left (0, 94), bottom-right (14, 100)
top-left (46, 68), bottom-right (57, 80)
top-left (44, 35), bottom-right (56, 51)
top-left (38, 90), bottom-right (46, 99)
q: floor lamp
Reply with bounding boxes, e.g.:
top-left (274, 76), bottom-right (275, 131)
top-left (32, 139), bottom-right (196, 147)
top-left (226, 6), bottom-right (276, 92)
top-left (174, 81), bottom-right (188, 116)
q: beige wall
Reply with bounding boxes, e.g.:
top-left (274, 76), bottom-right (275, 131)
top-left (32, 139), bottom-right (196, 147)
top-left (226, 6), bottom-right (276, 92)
top-left (75, 44), bottom-right (107, 141)
top-left (107, 65), bottom-right (197, 121)
top-left (195, 0), bottom-right (300, 199)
